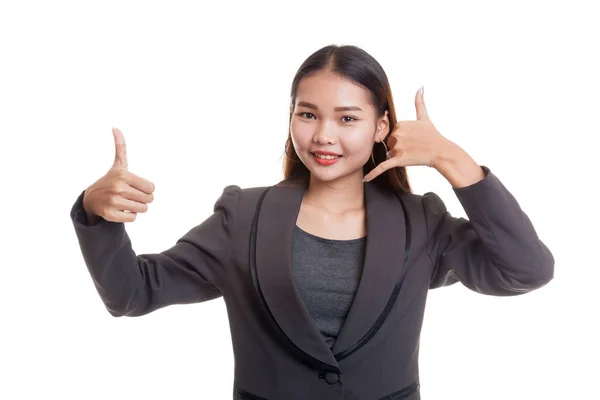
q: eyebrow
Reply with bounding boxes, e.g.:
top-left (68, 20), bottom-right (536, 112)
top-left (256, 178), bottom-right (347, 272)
top-left (296, 101), bottom-right (363, 112)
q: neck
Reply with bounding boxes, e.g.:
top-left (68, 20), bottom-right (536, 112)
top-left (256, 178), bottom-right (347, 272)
top-left (303, 172), bottom-right (365, 214)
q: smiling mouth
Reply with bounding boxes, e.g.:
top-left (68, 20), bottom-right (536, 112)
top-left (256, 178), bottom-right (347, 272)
top-left (312, 152), bottom-right (342, 159)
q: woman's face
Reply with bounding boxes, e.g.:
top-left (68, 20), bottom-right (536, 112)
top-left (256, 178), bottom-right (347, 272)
top-left (290, 69), bottom-right (388, 184)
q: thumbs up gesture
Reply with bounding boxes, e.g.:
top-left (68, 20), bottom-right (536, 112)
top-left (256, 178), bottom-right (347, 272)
top-left (362, 87), bottom-right (455, 183)
top-left (82, 128), bottom-right (156, 225)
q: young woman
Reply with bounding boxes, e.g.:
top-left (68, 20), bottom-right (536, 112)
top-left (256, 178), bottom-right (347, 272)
top-left (70, 44), bottom-right (554, 400)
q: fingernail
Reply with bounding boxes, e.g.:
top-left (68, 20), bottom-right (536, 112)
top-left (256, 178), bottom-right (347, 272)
top-left (420, 85), bottom-right (424, 97)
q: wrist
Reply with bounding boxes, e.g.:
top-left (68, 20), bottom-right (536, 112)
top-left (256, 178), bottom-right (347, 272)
top-left (432, 139), bottom-right (463, 170)
top-left (434, 143), bottom-right (485, 188)
top-left (83, 189), bottom-right (101, 226)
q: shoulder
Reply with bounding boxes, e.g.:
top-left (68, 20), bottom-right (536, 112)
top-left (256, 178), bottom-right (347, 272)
top-left (393, 190), bottom-right (448, 237)
top-left (217, 175), bottom-right (308, 206)
top-left (220, 184), bottom-right (272, 199)
top-left (213, 184), bottom-right (273, 213)
top-left (420, 191), bottom-right (447, 216)
top-left (392, 187), bottom-right (445, 217)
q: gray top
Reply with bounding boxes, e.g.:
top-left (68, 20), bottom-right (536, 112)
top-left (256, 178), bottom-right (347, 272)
top-left (291, 225), bottom-right (367, 348)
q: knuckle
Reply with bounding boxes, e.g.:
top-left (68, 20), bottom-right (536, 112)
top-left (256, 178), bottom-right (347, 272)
top-left (115, 169), bottom-right (127, 180)
top-left (120, 183), bottom-right (131, 194)
top-left (103, 208), bottom-right (113, 220)
top-left (115, 182), bottom-right (129, 194)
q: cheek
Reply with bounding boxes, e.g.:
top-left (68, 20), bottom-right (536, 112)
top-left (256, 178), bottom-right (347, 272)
top-left (290, 119), bottom-right (312, 150)
top-left (343, 134), bottom-right (374, 157)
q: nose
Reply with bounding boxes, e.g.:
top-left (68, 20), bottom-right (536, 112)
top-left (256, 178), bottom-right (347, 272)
top-left (312, 123), bottom-right (337, 145)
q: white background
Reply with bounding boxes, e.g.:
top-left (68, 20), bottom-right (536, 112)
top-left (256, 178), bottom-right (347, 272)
top-left (1, 0), bottom-right (598, 399)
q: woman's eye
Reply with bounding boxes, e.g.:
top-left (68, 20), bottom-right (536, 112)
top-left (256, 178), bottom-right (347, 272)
top-left (299, 112), bottom-right (315, 119)
top-left (297, 113), bottom-right (357, 123)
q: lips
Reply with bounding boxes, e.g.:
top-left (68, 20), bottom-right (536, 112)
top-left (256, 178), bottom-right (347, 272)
top-left (311, 151), bottom-right (342, 157)
top-left (312, 153), bottom-right (341, 166)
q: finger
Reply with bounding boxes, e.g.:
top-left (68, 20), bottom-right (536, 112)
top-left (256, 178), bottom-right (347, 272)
top-left (113, 196), bottom-right (150, 214)
top-left (108, 209), bottom-right (137, 223)
top-left (415, 86), bottom-right (430, 121)
top-left (120, 184), bottom-right (155, 204)
top-left (121, 170), bottom-right (156, 194)
top-left (363, 157), bottom-right (399, 182)
top-left (112, 127), bottom-right (128, 170)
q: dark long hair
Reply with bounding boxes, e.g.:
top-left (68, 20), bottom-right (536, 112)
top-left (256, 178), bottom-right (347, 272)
top-left (279, 44), bottom-right (412, 194)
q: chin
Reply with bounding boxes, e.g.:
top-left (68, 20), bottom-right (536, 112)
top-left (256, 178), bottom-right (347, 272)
top-left (309, 172), bottom-right (339, 183)
top-left (308, 166), bottom-right (362, 184)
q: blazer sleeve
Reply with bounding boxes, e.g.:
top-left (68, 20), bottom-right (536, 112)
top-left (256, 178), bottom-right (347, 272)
top-left (69, 184), bottom-right (241, 316)
top-left (423, 165), bottom-right (554, 296)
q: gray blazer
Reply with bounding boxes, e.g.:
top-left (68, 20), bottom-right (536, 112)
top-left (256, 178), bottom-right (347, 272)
top-left (69, 165), bottom-right (554, 400)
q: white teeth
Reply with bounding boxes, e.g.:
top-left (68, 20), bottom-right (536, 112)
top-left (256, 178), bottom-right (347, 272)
top-left (314, 153), bottom-right (340, 160)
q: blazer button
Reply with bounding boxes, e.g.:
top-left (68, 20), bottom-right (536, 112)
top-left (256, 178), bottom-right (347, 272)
top-left (324, 371), bottom-right (340, 385)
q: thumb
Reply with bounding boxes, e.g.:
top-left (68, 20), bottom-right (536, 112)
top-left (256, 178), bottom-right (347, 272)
top-left (415, 86), bottom-right (430, 121)
top-left (112, 127), bottom-right (128, 170)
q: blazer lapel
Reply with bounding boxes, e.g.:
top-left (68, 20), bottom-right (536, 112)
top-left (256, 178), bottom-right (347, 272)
top-left (331, 182), bottom-right (409, 358)
top-left (252, 178), bottom-right (410, 370)
top-left (253, 180), bottom-right (339, 369)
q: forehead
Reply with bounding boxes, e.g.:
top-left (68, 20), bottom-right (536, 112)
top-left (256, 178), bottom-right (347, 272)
top-left (296, 70), bottom-right (372, 109)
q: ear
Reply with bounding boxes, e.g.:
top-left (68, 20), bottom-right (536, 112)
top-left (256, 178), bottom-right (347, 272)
top-left (375, 110), bottom-right (390, 142)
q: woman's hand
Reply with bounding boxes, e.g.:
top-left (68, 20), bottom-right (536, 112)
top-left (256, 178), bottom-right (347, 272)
top-left (362, 87), bottom-right (456, 182)
top-left (82, 128), bottom-right (156, 224)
